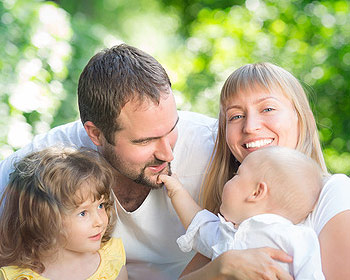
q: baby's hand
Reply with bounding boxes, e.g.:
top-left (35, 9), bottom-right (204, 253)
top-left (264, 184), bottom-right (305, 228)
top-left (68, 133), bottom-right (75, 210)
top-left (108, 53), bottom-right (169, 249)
top-left (157, 173), bottom-right (184, 198)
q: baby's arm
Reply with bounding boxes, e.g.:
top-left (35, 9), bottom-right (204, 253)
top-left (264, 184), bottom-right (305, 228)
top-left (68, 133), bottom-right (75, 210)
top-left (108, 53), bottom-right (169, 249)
top-left (158, 174), bottom-right (202, 229)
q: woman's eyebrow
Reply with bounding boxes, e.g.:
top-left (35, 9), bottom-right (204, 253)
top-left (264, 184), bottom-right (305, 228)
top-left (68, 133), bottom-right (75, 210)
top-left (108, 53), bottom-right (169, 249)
top-left (225, 96), bottom-right (280, 111)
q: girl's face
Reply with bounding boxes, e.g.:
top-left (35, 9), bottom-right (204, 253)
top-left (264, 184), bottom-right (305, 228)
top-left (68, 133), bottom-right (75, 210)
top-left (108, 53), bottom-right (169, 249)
top-left (225, 87), bottom-right (299, 163)
top-left (61, 187), bottom-right (109, 254)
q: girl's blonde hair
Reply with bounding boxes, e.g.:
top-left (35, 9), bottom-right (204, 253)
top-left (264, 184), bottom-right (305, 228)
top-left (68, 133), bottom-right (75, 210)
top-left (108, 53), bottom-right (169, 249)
top-left (201, 62), bottom-right (328, 213)
top-left (0, 147), bottom-right (116, 272)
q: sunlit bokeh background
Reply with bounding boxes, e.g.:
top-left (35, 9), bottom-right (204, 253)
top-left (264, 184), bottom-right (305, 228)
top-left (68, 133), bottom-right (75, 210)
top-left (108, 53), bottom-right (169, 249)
top-left (1, 0), bottom-right (349, 174)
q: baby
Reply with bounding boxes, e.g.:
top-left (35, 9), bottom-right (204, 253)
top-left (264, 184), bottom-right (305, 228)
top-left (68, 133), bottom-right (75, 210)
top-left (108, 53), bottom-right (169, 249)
top-left (159, 146), bottom-right (325, 280)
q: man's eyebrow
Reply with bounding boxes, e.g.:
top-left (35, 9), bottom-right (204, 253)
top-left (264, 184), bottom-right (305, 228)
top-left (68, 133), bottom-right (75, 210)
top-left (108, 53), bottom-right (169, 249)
top-left (131, 116), bottom-right (179, 144)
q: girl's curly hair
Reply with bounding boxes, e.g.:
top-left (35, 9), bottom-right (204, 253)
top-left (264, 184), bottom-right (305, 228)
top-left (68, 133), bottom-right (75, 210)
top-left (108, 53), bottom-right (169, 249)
top-left (0, 147), bottom-right (117, 273)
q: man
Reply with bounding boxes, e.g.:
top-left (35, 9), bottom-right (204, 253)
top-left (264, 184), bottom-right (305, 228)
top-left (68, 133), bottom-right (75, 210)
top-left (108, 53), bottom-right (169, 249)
top-left (0, 44), bottom-right (217, 279)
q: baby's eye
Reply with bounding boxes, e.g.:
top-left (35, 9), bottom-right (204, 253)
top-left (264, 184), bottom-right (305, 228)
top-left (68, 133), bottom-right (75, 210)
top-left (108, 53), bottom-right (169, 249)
top-left (78, 210), bottom-right (87, 217)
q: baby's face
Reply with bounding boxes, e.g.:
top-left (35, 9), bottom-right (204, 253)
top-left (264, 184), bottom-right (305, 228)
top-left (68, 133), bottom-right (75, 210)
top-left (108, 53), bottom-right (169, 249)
top-left (220, 158), bottom-right (256, 227)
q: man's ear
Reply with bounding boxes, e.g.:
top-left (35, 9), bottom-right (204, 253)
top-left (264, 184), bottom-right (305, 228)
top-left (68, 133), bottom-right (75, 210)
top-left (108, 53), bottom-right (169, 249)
top-left (247, 182), bottom-right (268, 202)
top-left (84, 121), bottom-right (103, 146)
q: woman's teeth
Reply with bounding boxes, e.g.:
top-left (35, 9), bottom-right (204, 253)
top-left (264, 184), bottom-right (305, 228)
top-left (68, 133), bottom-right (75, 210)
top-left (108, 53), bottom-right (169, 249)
top-left (245, 139), bottom-right (273, 148)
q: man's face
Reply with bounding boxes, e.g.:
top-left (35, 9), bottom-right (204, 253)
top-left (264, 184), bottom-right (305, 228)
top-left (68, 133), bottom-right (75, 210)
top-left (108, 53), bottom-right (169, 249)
top-left (101, 93), bottom-right (178, 189)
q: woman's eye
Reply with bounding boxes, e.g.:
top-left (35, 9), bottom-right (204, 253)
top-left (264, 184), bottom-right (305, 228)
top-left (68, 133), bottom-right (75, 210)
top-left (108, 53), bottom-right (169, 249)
top-left (98, 203), bottom-right (105, 209)
top-left (263, 107), bottom-right (274, 112)
top-left (228, 115), bottom-right (243, 121)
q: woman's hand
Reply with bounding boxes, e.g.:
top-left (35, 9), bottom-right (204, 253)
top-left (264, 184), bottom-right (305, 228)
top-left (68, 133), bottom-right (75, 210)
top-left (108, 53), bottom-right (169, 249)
top-left (216, 247), bottom-right (293, 280)
top-left (180, 248), bottom-right (293, 280)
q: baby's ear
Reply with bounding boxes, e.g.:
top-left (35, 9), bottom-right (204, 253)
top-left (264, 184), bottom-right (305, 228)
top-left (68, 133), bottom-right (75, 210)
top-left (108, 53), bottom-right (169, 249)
top-left (247, 182), bottom-right (268, 202)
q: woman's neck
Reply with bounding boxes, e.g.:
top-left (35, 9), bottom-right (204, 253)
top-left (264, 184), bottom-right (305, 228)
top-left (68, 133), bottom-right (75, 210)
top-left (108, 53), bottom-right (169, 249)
top-left (41, 248), bottom-right (100, 280)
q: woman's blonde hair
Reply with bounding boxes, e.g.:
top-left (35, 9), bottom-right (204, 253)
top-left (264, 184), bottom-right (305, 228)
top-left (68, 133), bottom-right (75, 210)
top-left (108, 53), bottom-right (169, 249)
top-left (201, 62), bottom-right (327, 213)
top-left (0, 147), bottom-right (117, 272)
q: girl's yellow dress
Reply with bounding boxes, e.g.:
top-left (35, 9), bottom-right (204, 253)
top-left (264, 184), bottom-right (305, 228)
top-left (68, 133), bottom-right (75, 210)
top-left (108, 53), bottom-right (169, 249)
top-left (0, 238), bottom-right (125, 280)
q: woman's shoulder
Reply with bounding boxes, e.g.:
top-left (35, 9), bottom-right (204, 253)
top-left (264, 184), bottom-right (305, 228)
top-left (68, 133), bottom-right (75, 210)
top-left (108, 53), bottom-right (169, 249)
top-left (318, 173), bottom-right (350, 198)
top-left (304, 174), bottom-right (350, 235)
top-left (321, 174), bottom-right (350, 199)
top-left (324, 174), bottom-right (350, 188)
top-left (0, 266), bottom-right (46, 280)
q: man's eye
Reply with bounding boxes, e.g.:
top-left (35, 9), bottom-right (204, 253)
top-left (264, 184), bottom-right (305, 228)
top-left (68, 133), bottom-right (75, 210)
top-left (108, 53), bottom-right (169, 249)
top-left (134, 139), bottom-right (151, 145)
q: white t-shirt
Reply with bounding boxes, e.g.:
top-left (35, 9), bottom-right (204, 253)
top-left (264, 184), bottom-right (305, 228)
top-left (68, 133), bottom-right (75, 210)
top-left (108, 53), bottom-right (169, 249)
top-left (304, 174), bottom-right (350, 235)
top-left (0, 111), bottom-right (217, 280)
top-left (176, 211), bottom-right (325, 280)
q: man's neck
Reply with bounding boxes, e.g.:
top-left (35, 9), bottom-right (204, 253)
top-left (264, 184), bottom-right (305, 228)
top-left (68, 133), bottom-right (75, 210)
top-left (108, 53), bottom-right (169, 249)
top-left (112, 174), bottom-right (151, 212)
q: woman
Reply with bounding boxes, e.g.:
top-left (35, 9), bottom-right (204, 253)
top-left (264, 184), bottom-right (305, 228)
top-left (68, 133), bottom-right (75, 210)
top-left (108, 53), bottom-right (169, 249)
top-left (181, 63), bottom-right (350, 279)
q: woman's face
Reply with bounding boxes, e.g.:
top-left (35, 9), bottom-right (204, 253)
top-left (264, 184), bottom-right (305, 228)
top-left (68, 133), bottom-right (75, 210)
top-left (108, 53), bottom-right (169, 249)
top-left (225, 87), bottom-right (299, 163)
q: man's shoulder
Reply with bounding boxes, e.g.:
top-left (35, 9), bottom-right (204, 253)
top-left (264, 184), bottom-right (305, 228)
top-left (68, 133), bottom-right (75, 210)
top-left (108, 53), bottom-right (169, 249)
top-left (42, 119), bottom-right (84, 137)
top-left (173, 111), bottom-right (217, 178)
top-left (178, 110), bottom-right (217, 129)
top-left (0, 120), bottom-right (95, 193)
top-left (32, 120), bottom-right (93, 148)
top-left (176, 110), bottom-right (217, 146)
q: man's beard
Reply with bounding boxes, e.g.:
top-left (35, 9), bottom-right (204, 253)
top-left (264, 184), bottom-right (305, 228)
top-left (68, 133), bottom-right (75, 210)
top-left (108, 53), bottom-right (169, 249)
top-left (134, 160), bottom-right (172, 189)
top-left (102, 144), bottom-right (172, 189)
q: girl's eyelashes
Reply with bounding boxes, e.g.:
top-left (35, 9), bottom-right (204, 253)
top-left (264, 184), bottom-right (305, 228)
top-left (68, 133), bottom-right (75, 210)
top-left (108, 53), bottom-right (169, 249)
top-left (74, 198), bottom-right (106, 216)
top-left (78, 210), bottom-right (87, 217)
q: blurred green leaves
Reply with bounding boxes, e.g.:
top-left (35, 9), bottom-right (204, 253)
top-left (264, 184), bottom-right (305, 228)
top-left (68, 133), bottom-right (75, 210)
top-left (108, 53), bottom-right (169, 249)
top-left (1, 0), bottom-right (72, 157)
top-left (1, 0), bottom-right (349, 174)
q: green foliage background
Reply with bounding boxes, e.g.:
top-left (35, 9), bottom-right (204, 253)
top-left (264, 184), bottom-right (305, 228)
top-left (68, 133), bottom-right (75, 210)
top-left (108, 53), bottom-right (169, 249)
top-left (1, 0), bottom-right (349, 174)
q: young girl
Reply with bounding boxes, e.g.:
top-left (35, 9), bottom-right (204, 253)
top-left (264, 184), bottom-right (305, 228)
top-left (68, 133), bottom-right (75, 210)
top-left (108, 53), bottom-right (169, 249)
top-left (0, 147), bottom-right (127, 280)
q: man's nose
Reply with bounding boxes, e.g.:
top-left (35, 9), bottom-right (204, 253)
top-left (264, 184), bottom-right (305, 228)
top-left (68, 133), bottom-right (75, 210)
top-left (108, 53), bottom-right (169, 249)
top-left (154, 136), bottom-right (174, 163)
